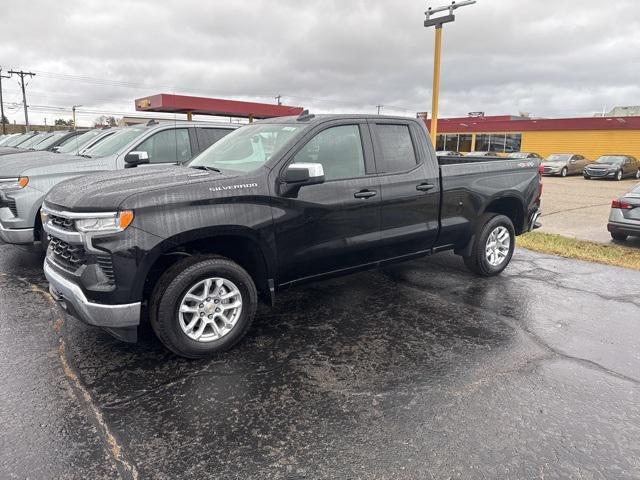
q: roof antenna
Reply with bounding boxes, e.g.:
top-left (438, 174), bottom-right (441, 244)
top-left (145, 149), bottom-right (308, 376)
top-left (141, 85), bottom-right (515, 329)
top-left (296, 109), bottom-right (315, 122)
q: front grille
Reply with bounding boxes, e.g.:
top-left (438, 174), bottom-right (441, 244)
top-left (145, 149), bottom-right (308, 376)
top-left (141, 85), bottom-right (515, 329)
top-left (49, 236), bottom-right (87, 272)
top-left (7, 200), bottom-right (17, 216)
top-left (49, 213), bottom-right (75, 231)
top-left (96, 254), bottom-right (115, 285)
top-left (543, 167), bottom-right (552, 173)
top-left (586, 168), bottom-right (607, 177)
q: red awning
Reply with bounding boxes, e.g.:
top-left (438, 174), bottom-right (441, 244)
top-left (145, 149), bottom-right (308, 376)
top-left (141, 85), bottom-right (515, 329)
top-left (135, 93), bottom-right (304, 119)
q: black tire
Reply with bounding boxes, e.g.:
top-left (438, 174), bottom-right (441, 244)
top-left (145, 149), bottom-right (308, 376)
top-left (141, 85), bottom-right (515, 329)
top-left (583, 175), bottom-right (590, 180)
top-left (615, 170), bottom-right (623, 181)
top-left (149, 256), bottom-right (258, 359)
top-left (635, 169), bottom-right (640, 179)
top-left (611, 232), bottom-right (627, 242)
top-left (36, 216), bottom-right (49, 254)
top-left (463, 213), bottom-right (515, 277)
top-left (561, 167), bottom-right (568, 177)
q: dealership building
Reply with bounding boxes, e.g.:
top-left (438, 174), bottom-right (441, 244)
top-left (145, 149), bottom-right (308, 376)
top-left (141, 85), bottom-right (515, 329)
top-left (428, 114), bottom-right (640, 160)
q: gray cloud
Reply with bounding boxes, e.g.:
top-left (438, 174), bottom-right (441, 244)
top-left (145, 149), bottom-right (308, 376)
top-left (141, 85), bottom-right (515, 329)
top-left (0, 0), bottom-right (638, 126)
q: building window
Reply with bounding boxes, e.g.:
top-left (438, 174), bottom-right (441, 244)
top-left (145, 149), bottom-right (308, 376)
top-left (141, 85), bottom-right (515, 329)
top-left (458, 134), bottom-right (472, 152)
top-left (444, 134), bottom-right (459, 152)
top-left (490, 134), bottom-right (506, 152)
top-left (475, 134), bottom-right (490, 151)
top-left (505, 134), bottom-right (522, 152)
top-left (436, 134), bottom-right (445, 150)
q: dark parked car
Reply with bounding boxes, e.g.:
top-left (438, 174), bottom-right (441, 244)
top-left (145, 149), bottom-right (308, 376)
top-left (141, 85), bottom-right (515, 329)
top-left (42, 113), bottom-right (542, 357)
top-left (541, 153), bottom-right (589, 177)
top-left (508, 152), bottom-right (543, 160)
top-left (436, 150), bottom-right (462, 156)
top-left (607, 182), bottom-right (640, 241)
top-left (583, 155), bottom-right (640, 180)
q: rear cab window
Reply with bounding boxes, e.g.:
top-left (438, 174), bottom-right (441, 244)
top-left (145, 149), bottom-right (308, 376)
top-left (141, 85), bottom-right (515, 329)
top-left (371, 123), bottom-right (419, 173)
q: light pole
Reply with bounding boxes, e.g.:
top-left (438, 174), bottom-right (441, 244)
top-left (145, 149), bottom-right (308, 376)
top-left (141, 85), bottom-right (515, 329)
top-left (424, 1), bottom-right (476, 147)
top-left (72, 105), bottom-right (82, 129)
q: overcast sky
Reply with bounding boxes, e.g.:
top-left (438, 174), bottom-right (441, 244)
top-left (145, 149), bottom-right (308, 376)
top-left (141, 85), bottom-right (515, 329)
top-left (1, 0), bottom-right (639, 126)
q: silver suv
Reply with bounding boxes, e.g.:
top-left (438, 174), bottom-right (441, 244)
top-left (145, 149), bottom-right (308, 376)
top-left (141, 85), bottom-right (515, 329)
top-left (0, 121), bottom-right (238, 246)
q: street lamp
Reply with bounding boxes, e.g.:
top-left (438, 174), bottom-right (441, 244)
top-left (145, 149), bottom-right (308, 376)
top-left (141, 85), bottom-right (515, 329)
top-left (424, 0), bottom-right (476, 147)
top-left (72, 105), bottom-right (82, 129)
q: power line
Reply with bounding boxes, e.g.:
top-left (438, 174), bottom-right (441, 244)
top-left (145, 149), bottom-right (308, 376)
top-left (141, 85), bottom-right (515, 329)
top-left (7, 69), bottom-right (36, 131)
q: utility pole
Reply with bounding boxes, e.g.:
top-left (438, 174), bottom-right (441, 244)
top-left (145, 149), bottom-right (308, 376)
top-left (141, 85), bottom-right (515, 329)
top-left (424, 1), bottom-right (476, 146)
top-left (0, 68), bottom-right (10, 135)
top-left (8, 70), bottom-right (36, 132)
top-left (275, 94), bottom-right (282, 106)
top-left (72, 105), bottom-right (82, 129)
top-left (376, 105), bottom-right (383, 115)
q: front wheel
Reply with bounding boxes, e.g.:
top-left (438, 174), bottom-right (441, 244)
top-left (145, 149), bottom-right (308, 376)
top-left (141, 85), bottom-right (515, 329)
top-left (583, 175), bottom-right (591, 180)
top-left (635, 169), bottom-right (640, 179)
top-left (561, 167), bottom-right (568, 177)
top-left (150, 256), bottom-right (258, 358)
top-left (463, 214), bottom-right (516, 276)
top-left (615, 170), bottom-right (623, 181)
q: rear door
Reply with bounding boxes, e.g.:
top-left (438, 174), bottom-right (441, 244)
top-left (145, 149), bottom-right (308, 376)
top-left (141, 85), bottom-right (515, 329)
top-left (274, 120), bottom-right (381, 283)
top-left (369, 120), bottom-right (441, 258)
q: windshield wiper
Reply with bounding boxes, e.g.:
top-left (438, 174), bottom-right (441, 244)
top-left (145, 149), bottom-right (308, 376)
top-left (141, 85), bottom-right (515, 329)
top-left (80, 154), bottom-right (92, 158)
top-left (190, 165), bottom-right (221, 173)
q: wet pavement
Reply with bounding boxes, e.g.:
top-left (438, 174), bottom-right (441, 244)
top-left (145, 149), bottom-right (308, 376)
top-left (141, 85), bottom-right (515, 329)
top-left (1, 242), bottom-right (639, 479)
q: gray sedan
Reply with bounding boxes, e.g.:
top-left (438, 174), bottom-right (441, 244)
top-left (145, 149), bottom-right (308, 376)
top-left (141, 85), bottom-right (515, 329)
top-left (608, 182), bottom-right (640, 241)
top-left (541, 153), bottom-right (589, 177)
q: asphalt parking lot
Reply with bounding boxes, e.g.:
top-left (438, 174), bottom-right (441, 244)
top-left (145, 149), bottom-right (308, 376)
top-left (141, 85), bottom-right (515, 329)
top-left (1, 242), bottom-right (639, 479)
top-left (540, 175), bottom-right (640, 246)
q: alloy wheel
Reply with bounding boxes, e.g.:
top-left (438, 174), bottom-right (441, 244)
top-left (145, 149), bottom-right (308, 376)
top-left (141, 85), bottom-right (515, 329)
top-left (485, 226), bottom-right (511, 266)
top-left (178, 277), bottom-right (243, 342)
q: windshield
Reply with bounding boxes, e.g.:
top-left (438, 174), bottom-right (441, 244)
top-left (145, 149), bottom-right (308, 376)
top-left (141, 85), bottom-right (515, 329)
top-left (57, 129), bottom-right (109, 154)
top-left (5, 133), bottom-right (33, 147)
top-left (83, 127), bottom-right (146, 158)
top-left (544, 154), bottom-right (572, 162)
top-left (189, 123), bottom-right (304, 173)
top-left (596, 156), bottom-right (626, 164)
top-left (19, 134), bottom-right (50, 149)
top-left (32, 131), bottom-right (67, 150)
top-left (0, 135), bottom-right (16, 146)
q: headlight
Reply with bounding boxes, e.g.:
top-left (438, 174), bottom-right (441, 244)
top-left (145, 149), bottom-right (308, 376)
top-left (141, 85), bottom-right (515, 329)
top-left (0, 177), bottom-right (29, 191)
top-left (75, 210), bottom-right (134, 233)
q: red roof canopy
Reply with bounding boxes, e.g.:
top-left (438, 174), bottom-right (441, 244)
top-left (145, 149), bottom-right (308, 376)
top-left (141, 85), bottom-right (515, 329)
top-left (135, 93), bottom-right (304, 119)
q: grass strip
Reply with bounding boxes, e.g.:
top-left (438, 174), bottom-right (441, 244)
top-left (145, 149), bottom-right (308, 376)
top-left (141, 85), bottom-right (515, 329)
top-left (517, 231), bottom-right (640, 271)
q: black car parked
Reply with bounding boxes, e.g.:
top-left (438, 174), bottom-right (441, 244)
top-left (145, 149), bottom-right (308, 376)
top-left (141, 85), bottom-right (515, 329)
top-left (583, 155), bottom-right (640, 180)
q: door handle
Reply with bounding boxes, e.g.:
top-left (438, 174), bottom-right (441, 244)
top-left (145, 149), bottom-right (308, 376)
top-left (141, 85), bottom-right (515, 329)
top-left (416, 183), bottom-right (435, 192)
top-left (354, 190), bottom-right (377, 199)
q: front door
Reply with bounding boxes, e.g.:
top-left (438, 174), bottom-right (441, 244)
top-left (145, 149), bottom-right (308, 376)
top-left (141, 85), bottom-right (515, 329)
top-left (273, 121), bottom-right (381, 284)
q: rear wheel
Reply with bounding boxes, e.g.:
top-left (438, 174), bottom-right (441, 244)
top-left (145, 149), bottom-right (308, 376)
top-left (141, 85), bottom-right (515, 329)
top-left (611, 232), bottom-right (627, 242)
top-left (149, 256), bottom-right (258, 359)
top-left (561, 167), bottom-right (568, 177)
top-left (463, 214), bottom-right (515, 276)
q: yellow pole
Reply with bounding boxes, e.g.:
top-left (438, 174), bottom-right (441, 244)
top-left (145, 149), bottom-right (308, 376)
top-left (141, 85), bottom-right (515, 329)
top-left (186, 111), bottom-right (193, 121)
top-left (430, 25), bottom-right (443, 147)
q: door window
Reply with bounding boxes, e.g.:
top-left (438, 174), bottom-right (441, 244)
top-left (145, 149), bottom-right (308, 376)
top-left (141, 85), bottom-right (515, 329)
top-left (374, 124), bottom-right (417, 173)
top-left (292, 125), bottom-right (365, 181)
top-left (135, 128), bottom-right (192, 163)
top-left (196, 128), bottom-right (233, 151)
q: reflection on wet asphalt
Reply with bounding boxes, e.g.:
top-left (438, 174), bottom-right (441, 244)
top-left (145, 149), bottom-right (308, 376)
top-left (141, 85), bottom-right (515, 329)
top-left (1, 243), bottom-right (639, 479)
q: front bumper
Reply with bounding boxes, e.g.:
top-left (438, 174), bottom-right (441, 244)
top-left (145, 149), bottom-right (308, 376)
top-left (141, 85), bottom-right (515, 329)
top-left (44, 260), bottom-right (141, 339)
top-left (0, 222), bottom-right (34, 244)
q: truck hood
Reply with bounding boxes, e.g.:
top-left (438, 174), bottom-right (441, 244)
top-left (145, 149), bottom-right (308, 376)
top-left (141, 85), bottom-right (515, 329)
top-left (0, 152), bottom-right (89, 176)
top-left (45, 165), bottom-right (230, 212)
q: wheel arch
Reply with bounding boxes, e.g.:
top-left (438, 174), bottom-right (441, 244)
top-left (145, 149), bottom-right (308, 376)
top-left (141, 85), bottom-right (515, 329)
top-left (482, 195), bottom-right (526, 234)
top-left (134, 226), bottom-right (276, 305)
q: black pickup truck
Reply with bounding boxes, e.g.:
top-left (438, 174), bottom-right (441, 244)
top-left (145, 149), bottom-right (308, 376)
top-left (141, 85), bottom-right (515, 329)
top-left (42, 113), bottom-right (542, 358)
